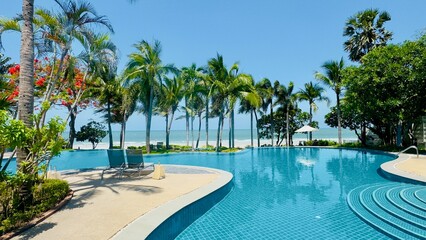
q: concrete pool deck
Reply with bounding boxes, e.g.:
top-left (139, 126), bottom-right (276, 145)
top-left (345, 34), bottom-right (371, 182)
top-left (13, 165), bottom-right (226, 240)
top-left (381, 153), bottom-right (426, 184)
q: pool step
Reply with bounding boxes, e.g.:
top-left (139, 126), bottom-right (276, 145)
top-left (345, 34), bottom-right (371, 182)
top-left (347, 183), bottom-right (426, 240)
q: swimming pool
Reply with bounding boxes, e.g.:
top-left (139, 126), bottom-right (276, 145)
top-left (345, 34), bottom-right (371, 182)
top-left (4, 148), bottom-right (397, 238)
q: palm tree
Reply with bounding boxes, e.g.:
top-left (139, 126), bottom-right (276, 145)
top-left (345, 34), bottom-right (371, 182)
top-left (275, 81), bottom-right (297, 146)
top-left (181, 64), bottom-right (205, 147)
top-left (315, 58), bottom-right (345, 144)
top-left (157, 76), bottom-right (185, 149)
top-left (298, 81), bottom-right (330, 141)
top-left (238, 77), bottom-right (261, 147)
top-left (343, 9), bottom-right (392, 62)
top-left (256, 78), bottom-right (275, 146)
top-left (125, 40), bottom-right (177, 153)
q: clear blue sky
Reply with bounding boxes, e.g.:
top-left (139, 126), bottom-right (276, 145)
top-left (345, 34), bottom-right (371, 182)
top-left (1, 0), bottom-right (425, 131)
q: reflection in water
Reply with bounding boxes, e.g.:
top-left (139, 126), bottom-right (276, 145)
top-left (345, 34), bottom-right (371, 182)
top-left (44, 148), bottom-right (393, 239)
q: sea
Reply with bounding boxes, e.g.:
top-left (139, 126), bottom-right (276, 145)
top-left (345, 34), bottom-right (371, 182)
top-left (66, 128), bottom-right (358, 149)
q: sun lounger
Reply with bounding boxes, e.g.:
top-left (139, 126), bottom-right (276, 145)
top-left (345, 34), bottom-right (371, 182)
top-left (101, 150), bottom-right (126, 180)
top-left (125, 149), bottom-right (155, 176)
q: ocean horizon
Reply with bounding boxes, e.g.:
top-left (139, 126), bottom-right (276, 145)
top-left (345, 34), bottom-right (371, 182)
top-left (64, 128), bottom-right (358, 149)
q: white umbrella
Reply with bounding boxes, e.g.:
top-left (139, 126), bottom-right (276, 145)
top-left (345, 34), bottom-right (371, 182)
top-left (295, 125), bottom-right (318, 133)
top-left (295, 125), bottom-right (318, 141)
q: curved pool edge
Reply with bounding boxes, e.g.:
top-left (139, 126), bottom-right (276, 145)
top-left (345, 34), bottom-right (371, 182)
top-left (380, 153), bottom-right (426, 185)
top-left (111, 165), bottom-right (233, 240)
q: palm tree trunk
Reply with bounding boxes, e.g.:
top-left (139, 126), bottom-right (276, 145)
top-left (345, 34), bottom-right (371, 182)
top-left (254, 111), bottom-right (260, 147)
top-left (231, 109), bottom-right (235, 148)
top-left (165, 113), bottom-right (169, 149)
top-left (191, 116), bottom-right (195, 151)
top-left (228, 115), bottom-right (232, 148)
top-left (120, 112), bottom-right (127, 149)
top-left (67, 106), bottom-right (77, 149)
top-left (17, 0), bottom-right (35, 171)
top-left (309, 103), bottom-right (313, 141)
top-left (336, 94), bottom-right (342, 145)
top-left (166, 110), bottom-right (175, 149)
top-left (286, 104), bottom-right (290, 146)
top-left (107, 99), bottom-right (113, 149)
top-left (216, 112), bottom-right (221, 152)
top-left (220, 112), bottom-right (224, 148)
top-left (196, 112), bottom-right (202, 149)
top-left (205, 100), bottom-right (209, 147)
top-left (185, 97), bottom-right (189, 147)
top-left (250, 109), bottom-right (253, 147)
top-left (146, 87), bottom-right (154, 153)
top-left (270, 103), bottom-right (274, 146)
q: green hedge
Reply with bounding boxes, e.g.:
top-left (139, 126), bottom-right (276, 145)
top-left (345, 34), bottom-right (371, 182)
top-left (0, 178), bottom-right (69, 235)
top-left (305, 140), bottom-right (337, 146)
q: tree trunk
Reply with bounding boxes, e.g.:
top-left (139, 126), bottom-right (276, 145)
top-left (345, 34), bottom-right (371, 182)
top-left (107, 99), bottom-right (113, 149)
top-left (336, 94), bottom-right (342, 145)
top-left (231, 109), bottom-right (235, 148)
top-left (17, 0), bottom-right (35, 172)
top-left (185, 97), bottom-right (189, 147)
top-left (254, 110), bottom-right (260, 147)
top-left (220, 112), bottom-right (224, 148)
top-left (309, 103), bottom-right (313, 141)
top-left (205, 101), bottom-right (209, 147)
top-left (146, 87), bottom-right (154, 153)
top-left (196, 112), bottom-right (202, 149)
top-left (191, 116), bottom-right (195, 151)
top-left (216, 112), bottom-right (221, 152)
top-left (120, 115), bottom-right (126, 149)
top-left (228, 115), bottom-right (232, 148)
top-left (165, 113), bottom-right (170, 149)
top-left (166, 110), bottom-right (176, 149)
top-left (67, 106), bottom-right (77, 149)
top-left (250, 109), bottom-right (253, 147)
top-left (286, 104), bottom-right (290, 146)
top-left (270, 102), bottom-right (274, 146)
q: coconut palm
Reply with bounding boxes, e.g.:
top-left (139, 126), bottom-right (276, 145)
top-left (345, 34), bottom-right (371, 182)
top-left (208, 54), bottom-right (254, 151)
top-left (343, 9), bottom-right (392, 62)
top-left (238, 77), bottom-right (261, 147)
top-left (315, 58), bottom-right (345, 144)
top-left (181, 64), bottom-right (205, 147)
top-left (275, 81), bottom-right (297, 146)
top-left (256, 78), bottom-right (276, 146)
top-left (125, 40), bottom-right (177, 153)
top-left (157, 76), bottom-right (185, 149)
top-left (298, 81), bottom-right (330, 141)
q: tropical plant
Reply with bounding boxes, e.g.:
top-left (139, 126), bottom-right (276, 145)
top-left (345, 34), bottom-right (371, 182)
top-left (238, 78), bottom-right (262, 147)
top-left (76, 121), bottom-right (107, 149)
top-left (343, 9), bottom-right (392, 62)
top-left (181, 64), bottom-right (205, 147)
top-left (157, 76), bottom-right (185, 149)
top-left (256, 78), bottom-right (277, 146)
top-left (297, 82), bottom-right (329, 141)
top-left (275, 81), bottom-right (297, 146)
top-left (125, 40), bottom-right (177, 153)
top-left (315, 58), bottom-right (345, 144)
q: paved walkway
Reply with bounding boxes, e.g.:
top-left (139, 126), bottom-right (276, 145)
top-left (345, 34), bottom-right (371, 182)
top-left (381, 154), bottom-right (426, 183)
top-left (13, 166), bottom-right (219, 240)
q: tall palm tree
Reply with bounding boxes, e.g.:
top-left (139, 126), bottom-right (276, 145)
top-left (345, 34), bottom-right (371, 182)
top-left (298, 81), bottom-right (330, 141)
top-left (181, 64), bottom-right (205, 147)
top-left (315, 58), bottom-right (345, 144)
top-left (208, 54), bottom-right (251, 151)
top-left (238, 77), bottom-right (261, 147)
top-left (157, 76), bottom-right (185, 149)
top-left (125, 40), bottom-right (177, 153)
top-left (256, 78), bottom-right (275, 146)
top-left (275, 81), bottom-right (297, 146)
top-left (343, 9), bottom-right (392, 62)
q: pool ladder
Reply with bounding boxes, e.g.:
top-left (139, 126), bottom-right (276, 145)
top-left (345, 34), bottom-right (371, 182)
top-left (397, 145), bottom-right (419, 158)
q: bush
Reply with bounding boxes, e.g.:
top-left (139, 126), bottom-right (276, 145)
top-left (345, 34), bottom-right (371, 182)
top-left (305, 140), bottom-right (337, 146)
top-left (0, 177), bottom-right (69, 235)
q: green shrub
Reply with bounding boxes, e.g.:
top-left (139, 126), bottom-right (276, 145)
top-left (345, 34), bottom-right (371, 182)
top-left (305, 140), bottom-right (337, 146)
top-left (0, 177), bottom-right (69, 235)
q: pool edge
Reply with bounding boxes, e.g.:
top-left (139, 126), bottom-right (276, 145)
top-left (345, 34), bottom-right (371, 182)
top-left (111, 165), bottom-right (233, 240)
top-left (380, 154), bottom-right (426, 185)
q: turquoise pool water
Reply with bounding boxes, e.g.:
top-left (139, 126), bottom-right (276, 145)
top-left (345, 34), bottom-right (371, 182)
top-left (4, 148), bottom-right (396, 239)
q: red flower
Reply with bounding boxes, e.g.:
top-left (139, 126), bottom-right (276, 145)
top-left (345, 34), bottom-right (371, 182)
top-left (35, 77), bottom-right (46, 87)
top-left (34, 59), bottom-right (39, 63)
top-left (61, 100), bottom-right (67, 106)
top-left (66, 88), bottom-right (73, 95)
top-left (44, 57), bottom-right (49, 61)
top-left (7, 88), bottom-right (19, 101)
